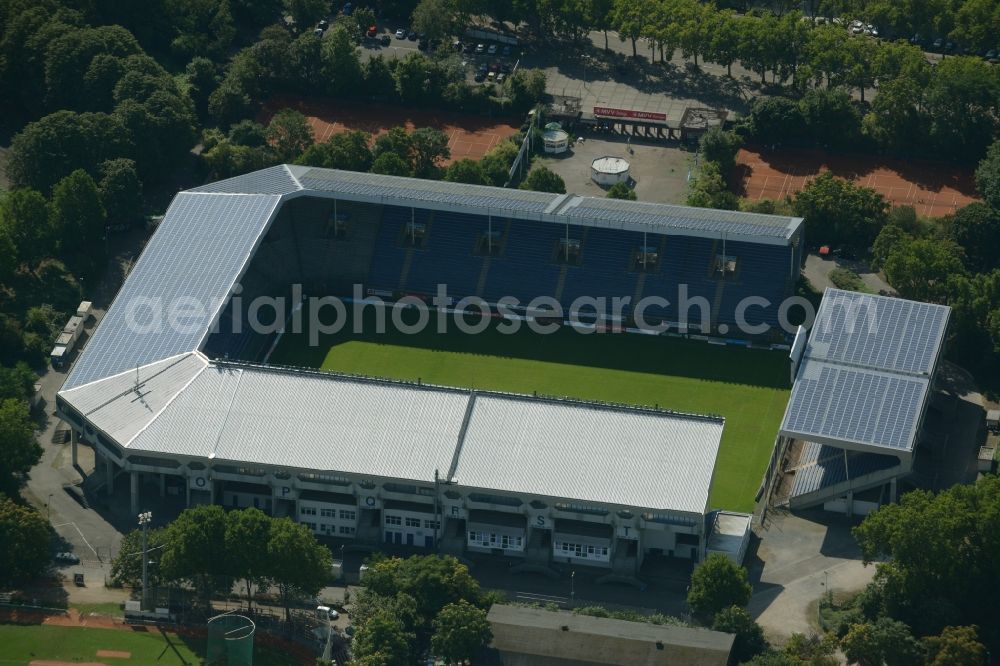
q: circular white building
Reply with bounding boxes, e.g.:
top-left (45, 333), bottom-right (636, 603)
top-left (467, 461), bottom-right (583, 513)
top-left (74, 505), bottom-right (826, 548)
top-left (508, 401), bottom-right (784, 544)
top-left (542, 129), bottom-right (570, 154)
top-left (591, 156), bottom-right (631, 185)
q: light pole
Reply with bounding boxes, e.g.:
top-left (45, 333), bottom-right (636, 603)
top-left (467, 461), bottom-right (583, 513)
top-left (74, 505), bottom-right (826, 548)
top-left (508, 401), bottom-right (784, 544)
top-left (138, 511), bottom-right (152, 612)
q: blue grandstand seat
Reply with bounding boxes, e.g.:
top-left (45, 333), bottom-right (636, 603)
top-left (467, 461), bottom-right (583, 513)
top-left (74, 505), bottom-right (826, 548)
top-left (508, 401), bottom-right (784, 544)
top-left (366, 206), bottom-right (422, 291)
top-left (715, 240), bottom-right (792, 328)
top-left (404, 211), bottom-right (489, 298)
top-left (639, 235), bottom-right (716, 324)
top-left (560, 228), bottom-right (641, 309)
top-left (481, 219), bottom-right (566, 305)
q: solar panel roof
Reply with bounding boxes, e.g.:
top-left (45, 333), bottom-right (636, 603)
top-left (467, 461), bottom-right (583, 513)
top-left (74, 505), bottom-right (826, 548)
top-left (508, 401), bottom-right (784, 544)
top-left (780, 288), bottom-right (949, 456)
top-left (806, 289), bottom-right (950, 376)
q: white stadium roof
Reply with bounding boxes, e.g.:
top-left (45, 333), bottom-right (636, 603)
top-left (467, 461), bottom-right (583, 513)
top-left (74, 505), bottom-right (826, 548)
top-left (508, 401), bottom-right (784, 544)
top-left (60, 354), bottom-right (724, 515)
top-left (780, 289), bottom-right (950, 457)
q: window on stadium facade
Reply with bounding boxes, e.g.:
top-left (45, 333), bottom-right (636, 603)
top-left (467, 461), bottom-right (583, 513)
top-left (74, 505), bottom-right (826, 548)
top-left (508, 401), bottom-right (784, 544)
top-left (340, 510), bottom-right (357, 521)
top-left (632, 245), bottom-right (660, 273)
top-left (402, 221), bottom-right (427, 248)
top-left (405, 517), bottom-right (421, 528)
top-left (714, 254), bottom-right (738, 276)
top-left (385, 515), bottom-right (402, 526)
top-left (555, 238), bottom-right (582, 265)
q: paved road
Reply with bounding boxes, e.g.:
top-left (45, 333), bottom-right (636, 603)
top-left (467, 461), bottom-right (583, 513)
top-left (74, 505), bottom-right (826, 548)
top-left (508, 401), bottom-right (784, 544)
top-left (748, 508), bottom-right (875, 641)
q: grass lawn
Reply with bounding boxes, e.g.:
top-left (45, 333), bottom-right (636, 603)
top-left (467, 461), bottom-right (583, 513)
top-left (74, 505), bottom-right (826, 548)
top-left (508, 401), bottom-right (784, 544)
top-left (0, 623), bottom-right (302, 665)
top-left (270, 310), bottom-right (790, 512)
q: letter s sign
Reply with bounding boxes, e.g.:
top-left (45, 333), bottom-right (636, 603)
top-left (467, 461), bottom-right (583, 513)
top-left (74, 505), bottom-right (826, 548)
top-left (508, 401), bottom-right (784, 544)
top-left (536, 515), bottom-right (546, 528)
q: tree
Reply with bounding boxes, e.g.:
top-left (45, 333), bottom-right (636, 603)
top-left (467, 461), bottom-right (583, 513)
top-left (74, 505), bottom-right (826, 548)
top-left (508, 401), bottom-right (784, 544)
top-left (0, 363), bottom-right (36, 403)
top-left (883, 237), bottom-right (965, 302)
top-left (946, 202), bottom-right (1000, 273)
top-left (870, 224), bottom-right (910, 272)
top-left (160, 504), bottom-right (230, 606)
top-left (686, 553), bottom-right (751, 622)
top-left (322, 27), bottom-right (363, 97)
top-left (793, 173), bottom-right (889, 251)
top-left (431, 600), bottom-right (492, 664)
top-left (700, 128), bottom-right (743, 175)
top-left (611, 0), bottom-right (650, 58)
top-left (840, 618), bottom-right (922, 666)
top-left (363, 555), bottom-right (483, 628)
top-left (744, 96), bottom-right (806, 148)
top-left (412, 0), bottom-right (460, 44)
top-left (98, 159), bottom-right (143, 231)
top-left (284, 0), bottom-right (327, 28)
top-left (225, 508), bottom-right (272, 612)
top-left (799, 88), bottom-right (862, 149)
top-left (923, 626), bottom-right (987, 666)
top-left (520, 166), bottom-right (566, 194)
top-left (208, 80), bottom-right (254, 129)
top-left (351, 611), bottom-right (413, 666)
top-left (51, 170), bottom-right (107, 278)
top-left (852, 476), bottom-right (1000, 638)
top-left (265, 108), bottom-right (314, 162)
top-left (297, 131), bottom-right (374, 171)
top-left (0, 188), bottom-right (54, 266)
top-left (687, 161), bottom-right (737, 210)
top-left (708, 10), bottom-right (742, 76)
top-left (444, 159), bottom-right (487, 184)
top-left (110, 526), bottom-right (166, 589)
top-left (0, 399), bottom-right (42, 498)
top-left (371, 152), bottom-right (412, 176)
top-left (266, 518), bottom-right (332, 622)
top-left (976, 140), bottom-right (1000, 211)
top-left (409, 127), bottom-right (451, 178)
top-left (0, 496), bottom-right (49, 586)
top-left (185, 56), bottom-right (218, 120)
top-left (6, 110), bottom-right (127, 193)
top-left (606, 182), bottom-right (636, 200)
top-left (712, 605), bottom-right (768, 663)
top-left (924, 56), bottom-right (1000, 162)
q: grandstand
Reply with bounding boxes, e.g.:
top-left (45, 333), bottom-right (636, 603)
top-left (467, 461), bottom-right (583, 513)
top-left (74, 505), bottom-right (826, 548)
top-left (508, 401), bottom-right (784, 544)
top-left (55, 165), bottom-right (808, 573)
top-left (774, 288), bottom-right (951, 515)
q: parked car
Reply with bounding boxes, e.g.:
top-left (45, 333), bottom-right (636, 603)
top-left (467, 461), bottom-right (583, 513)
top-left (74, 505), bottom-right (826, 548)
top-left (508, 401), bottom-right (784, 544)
top-left (318, 19), bottom-right (328, 29)
top-left (475, 43), bottom-right (485, 54)
top-left (463, 42), bottom-right (474, 53)
top-left (407, 30), bottom-right (417, 40)
top-left (474, 71), bottom-right (486, 82)
top-left (366, 24), bottom-right (377, 38)
top-left (496, 72), bottom-right (506, 84)
top-left (501, 45), bottom-right (511, 57)
top-left (314, 27), bottom-right (324, 36)
top-left (56, 552), bottom-right (80, 564)
top-left (380, 34), bottom-right (391, 45)
top-left (932, 37), bottom-right (943, 50)
top-left (489, 61), bottom-right (500, 73)
top-left (395, 28), bottom-right (406, 39)
top-left (342, 2), bottom-right (353, 15)
top-left (452, 39), bottom-right (462, 51)
top-left (477, 62), bottom-right (488, 75)
top-left (487, 43), bottom-right (498, 55)
top-left (502, 61), bottom-right (512, 73)
top-left (487, 71), bottom-right (496, 82)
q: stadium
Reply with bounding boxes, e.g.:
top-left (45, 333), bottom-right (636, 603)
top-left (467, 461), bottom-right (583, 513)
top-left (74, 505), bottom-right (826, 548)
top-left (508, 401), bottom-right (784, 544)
top-left (55, 164), bottom-right (931, 578)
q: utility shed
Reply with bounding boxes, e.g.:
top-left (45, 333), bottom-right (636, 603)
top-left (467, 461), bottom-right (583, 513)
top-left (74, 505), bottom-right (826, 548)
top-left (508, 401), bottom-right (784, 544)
top-left (486, 604), bottom-right (733, 666)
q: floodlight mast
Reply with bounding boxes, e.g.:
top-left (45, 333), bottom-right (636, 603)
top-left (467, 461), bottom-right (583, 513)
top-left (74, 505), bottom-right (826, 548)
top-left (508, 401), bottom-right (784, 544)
top-left (138, 511), bottom-right (152, 611)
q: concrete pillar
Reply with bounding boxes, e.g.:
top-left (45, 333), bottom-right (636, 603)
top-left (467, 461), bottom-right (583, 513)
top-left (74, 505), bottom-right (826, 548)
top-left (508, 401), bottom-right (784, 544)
top-left (186, 479), bottom-right (191, 507)
top-left (71, 430), bottom-right (78, 467)
top-left (845, 491), bottom-right (854, 518)
top-left (130, 471), bottom-right (139, 515)
top-left (209, 480), bottom-right (216, 505)
top-left (159, 473), bottom-right (166, 498)
top-left (106, 456), bottom-right (115, 495)
top-left (889, 477), bottom-right (898, 503)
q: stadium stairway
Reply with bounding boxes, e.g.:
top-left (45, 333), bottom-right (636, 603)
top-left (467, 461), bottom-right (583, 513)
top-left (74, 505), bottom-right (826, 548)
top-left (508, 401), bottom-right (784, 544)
top-left (322, 202), bottom-right (383, 293)
top-left (788, 441), bottom-right (903, 510)
top-left (366, 206), bottom-right (430, 293)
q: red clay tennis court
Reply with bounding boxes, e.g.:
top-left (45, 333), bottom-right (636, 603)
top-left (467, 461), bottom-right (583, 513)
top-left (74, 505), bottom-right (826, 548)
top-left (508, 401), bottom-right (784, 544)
top-left (261, 97), bottom-right (521, 165)
top-left (736, 147), bottom-right (979, 217)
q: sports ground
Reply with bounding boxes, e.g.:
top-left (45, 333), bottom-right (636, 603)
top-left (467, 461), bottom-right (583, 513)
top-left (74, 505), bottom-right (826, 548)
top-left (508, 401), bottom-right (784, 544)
top-left (736, 147), bottom-right (979, 217)
top-left (270, 311), bottom-right (790, 513)
top-left (261, 97), bottom-right (521, 164)
top-left (0, 623), bottom-right (304, 665)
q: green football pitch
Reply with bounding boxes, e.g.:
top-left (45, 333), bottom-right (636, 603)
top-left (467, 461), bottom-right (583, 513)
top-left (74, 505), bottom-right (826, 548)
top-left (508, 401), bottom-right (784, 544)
top-left (270, 310), bottom-right (790, 512)
top-left (0, 623), bottom-right (302, 665)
